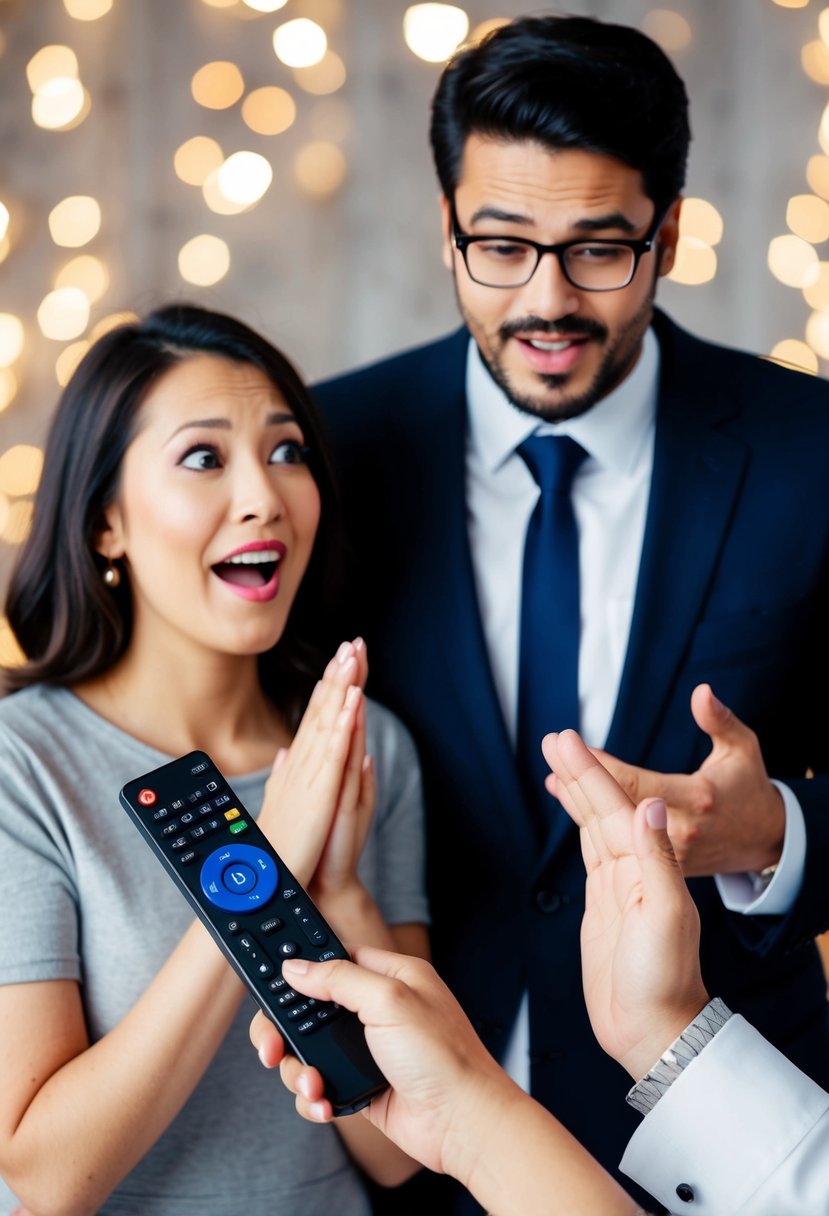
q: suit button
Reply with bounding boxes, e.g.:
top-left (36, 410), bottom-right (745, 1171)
top-left (676, 1183), bottom-right (695, 1203)
top-left (534, 888), bottom-right (561, 914)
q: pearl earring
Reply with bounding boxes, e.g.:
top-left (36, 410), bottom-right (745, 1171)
top-left (102, 560), bottom-right (121, 589)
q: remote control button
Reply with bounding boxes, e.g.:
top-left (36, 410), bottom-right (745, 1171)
top-left (171, 798), bottom-right (185, 811)
top-left (180, 811), bottom-right (196, 825)
top-left (200, 843), bottom-right (279, 913)
top-left (292, 904), bottom-right (328, 948)
top-left (315, 1005), bottom-right (340, 1025)
top-left (206, 781), bottom-right (218, 792)
top-left (278, 941), bottom-right (299, 958)
top-left (171, 836), bottom-right (190, 851)
top-left (224, 807), bottom-right (241, 823)
top-left (229, 820), bottom-right (249, 836)
top-left (282, 888), bottom-right (297, 901)
top-left (197, 803), bottom-right (213, 818)
top-left (237, 933), bottom-right (274, 979)
top-left (213, 793), bottom-right (231, 809)
top-left (259, 917), bottom-right (283, 935)
top-left (179, 850), bottom-right (199, 866)
top-left (190, 825), bottom-right (206, 840)
top-left (223, 862), bottom-right (256, 893)
top-left (161, 822), bottom-right (179, 837)
top-left (277, 989), bottom-right (300, 1007)
top-left (227, 920), bottom-right (243, 934)
top-left (152, 807), bottom-right (169, 821)
top-left (288, 1002), bottom-right (314, 1020)
top-left (318, 950), bottom-right (337, 962)
top-left (268, 976), bottom-right (288, 992)
top-left (138, 788), bottom-right (157, 807)
top-left (188, 789), bottom-right (206, 804)
top-left (295, 1019), bottom-right (316, 1035)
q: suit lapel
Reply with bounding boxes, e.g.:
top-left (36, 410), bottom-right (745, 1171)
top-left (417, 333), bottom-right (537, 866)
top-left (604, 316), bottom-right (749, 765)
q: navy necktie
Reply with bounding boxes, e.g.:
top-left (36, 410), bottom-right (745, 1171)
top-left (516, 434), bottom-right (588, 831)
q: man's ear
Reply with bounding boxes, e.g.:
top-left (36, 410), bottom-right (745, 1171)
top-left (656, 196), bottom-right (682, 278)
top-left (439, 194), bottom-right (454, 272)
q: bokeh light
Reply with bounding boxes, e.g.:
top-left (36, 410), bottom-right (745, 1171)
top-left (32, 77), bottom-right (89, 130)
top-left (768, 234), bottom-right (820, 288)
top-left (0, 369), bottom-right (18, 412)
top-left (0, 446), bottom-right (43, 497)
top-left (178, 234), bottom-right (231, 286)
top-left (242, 87), bottom-right (296, 135)
top-left (787, 194), bottom-right (829, 243)
top-left (802, 39), bottom-right (829, 85)
top-left (641, 9), bottom-right (692, 53)
top-left (26, 45), bottom-right (78, 92)
top-left (242, 0), bottom-right (288, 10)
top-left (174, 136), bottom-right (224, 186)
top-left (191, 61), bottom-right (245, 109)
top-left (769, 338), bottom-right (819, 373)
top-left (48, 195), bottom-right (101, 247)
top-left (273, 18), bottom-right (328, 68)
top-left (202, 170), bottom-right (250, 215)
top-left (54, 254), bottom-right (110, 303)
top-left (0, 202), bottom-right (9, 242)
top-left (63, 0), bottom-right (113, 18)
top-left (667, 236), bottom-right (717, 286)
top-left (55, 340), bottom-right (90, 386)
top-left (806, 309), bottom-right (829, 357)
top-left (0, 618), bottom-right (26, 667)
top-left (0, 314), bottom-right (24, 367)
top-left (89, 311), bottom-right (139, 341)
top-left (292, 50), bottom-right (346, 95)
top-left (216, 151), bottom-right (273, 205)
top-left (0, 501), bottom-right (34, 547)
top-left (294, 141), bottom-right (347, 196)
top-left (807, 154), bottom-right (829, 200)
top-left (403, 4), bottom-right (470, 63)
top-left (679, 197), bottom-right (723, 245)
top-left (37, 288), bottom-right (90, 340)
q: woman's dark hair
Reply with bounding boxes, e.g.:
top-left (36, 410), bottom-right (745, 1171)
top-left (5, 303), bottom-right (344, 728)
top-left (430, 14), bottom-right (691, 218)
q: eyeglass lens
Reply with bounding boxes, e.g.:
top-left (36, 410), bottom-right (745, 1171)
top-left (464, 239), bottom-right (637, 289)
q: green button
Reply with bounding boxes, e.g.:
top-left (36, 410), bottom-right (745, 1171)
top-left (229, 820), bottom-right (248, 835)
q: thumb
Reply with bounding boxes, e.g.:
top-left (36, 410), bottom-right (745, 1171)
top-left (690, 683), bottom-right (743, 747)
top-left (633, 797), bottom-right (687, 898)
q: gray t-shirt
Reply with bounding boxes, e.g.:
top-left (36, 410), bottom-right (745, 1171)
top-left (0, 684), bottom-right (428, 1215)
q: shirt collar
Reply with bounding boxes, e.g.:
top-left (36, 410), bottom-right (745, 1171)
top-left (466, 326), bottom-right (660, 476)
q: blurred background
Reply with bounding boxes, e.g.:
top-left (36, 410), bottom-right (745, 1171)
top-left (2, 0), bottom-right (829, 661)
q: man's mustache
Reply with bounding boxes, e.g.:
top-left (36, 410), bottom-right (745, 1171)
top-left (499, 315), bottom-right (608, 342)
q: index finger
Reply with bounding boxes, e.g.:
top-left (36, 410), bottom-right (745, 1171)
top-left (543, 729), bottom-right (637, 862)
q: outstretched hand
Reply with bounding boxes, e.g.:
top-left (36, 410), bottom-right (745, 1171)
top-left (543, 729), bottom-right (709, 1081)
top-left (589, 683), bottom-right (785, 877)
top-left (257, 639), bottom-right (374, 890)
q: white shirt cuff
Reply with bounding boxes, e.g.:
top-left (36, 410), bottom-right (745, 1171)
top-left (715, 781), bottom-right (805, 916)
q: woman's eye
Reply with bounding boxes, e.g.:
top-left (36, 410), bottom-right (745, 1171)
top-left (180, 446), bottom-right (221, 471)
top-left (270, 440), bottom-right (309, 465)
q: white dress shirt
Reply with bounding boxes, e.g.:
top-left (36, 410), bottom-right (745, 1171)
top-left (621, 1015), bottom-right (829, 1215)
top-left (463, 330), bottom-right (805, 1088)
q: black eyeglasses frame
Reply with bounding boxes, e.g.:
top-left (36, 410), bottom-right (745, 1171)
top-left (450, 202), bottom-right (669, 292)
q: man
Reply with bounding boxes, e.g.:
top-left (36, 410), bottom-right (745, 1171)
top-left (314, 15), bottom-right (829, 1209)
top-left (252, 730), bottom-right (829, 1215)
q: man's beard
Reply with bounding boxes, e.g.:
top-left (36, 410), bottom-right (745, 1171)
top-left (460, 292), bottom-right (655, 424)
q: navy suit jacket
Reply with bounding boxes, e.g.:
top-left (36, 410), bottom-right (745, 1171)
top-left (314, 310), bottom-right (829, 1203)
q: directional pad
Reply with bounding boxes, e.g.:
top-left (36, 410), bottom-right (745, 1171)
top-left (200, 843), bottom-right (279, 912)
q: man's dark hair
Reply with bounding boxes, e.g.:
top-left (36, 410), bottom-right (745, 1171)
top-left (5, 303), bottom-right (344, 729)
top-left (430, 14), bottom-right (691, 216)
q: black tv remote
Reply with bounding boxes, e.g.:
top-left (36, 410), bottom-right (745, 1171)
top-left (120, 750), bottom-right (387, 1115)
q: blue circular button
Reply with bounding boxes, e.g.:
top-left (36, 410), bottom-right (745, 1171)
top-left (200, 843), bottom-right (279, 913)
top-left (222, 862), bottom-right (256, 893)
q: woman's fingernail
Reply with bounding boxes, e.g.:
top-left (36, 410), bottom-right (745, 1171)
top-left (309, 1100), bottom-right (328, 1121)
top-left (353, 636), bottom-right (365, 651)
top-left (298, 1074), bottom-right (314, 1099)
top-left (283, 957), bottom-right (309, 975)
top-left (258, 1046), bottom-right (271, 1069)
top-left (336, 641), bottom-right (352, 663)
top-left (345, 685), bottom-right (361, 708)
top-left (646, 799), bottom-right (668, 830)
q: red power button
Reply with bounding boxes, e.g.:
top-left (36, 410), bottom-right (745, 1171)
top-left (137, 788), bottom-right (157, 806)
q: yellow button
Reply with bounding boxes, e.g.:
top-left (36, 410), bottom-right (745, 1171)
top-left (224, 807), bottom-right (241, 822)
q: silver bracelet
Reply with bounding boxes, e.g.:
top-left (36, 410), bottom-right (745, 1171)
top-left (625, 997), bottom-right (732, 1116)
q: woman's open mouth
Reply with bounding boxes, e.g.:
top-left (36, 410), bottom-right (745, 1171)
top-left (211, 543), bottom-right (286, 602)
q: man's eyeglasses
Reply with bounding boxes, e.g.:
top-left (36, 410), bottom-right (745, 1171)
top-left (450, 203), bottom-right (666, 292)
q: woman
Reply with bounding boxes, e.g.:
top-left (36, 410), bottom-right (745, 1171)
top-left (0, 304), bottom-right (429, 1215)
